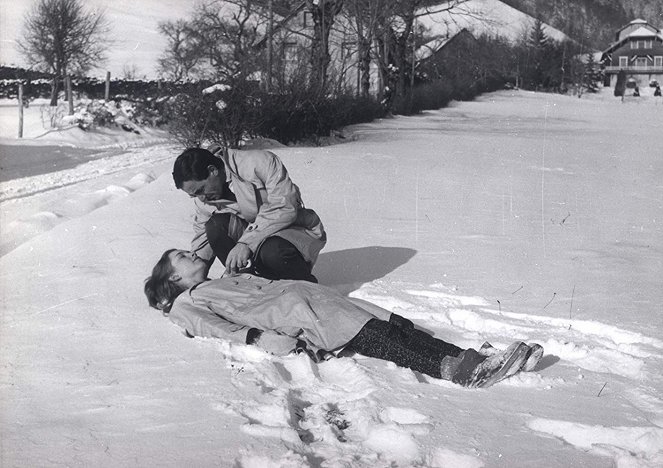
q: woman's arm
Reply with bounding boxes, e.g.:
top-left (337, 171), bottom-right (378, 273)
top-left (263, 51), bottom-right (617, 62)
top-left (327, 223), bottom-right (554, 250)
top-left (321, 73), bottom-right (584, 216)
top-left (170, 299), bottom-right (299, 354)
top-left (170, 300), bottom-right (253, 343)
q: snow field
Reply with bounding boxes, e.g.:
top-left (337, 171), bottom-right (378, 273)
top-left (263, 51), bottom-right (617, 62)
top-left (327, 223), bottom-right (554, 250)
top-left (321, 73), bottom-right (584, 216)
top-left (1, 90), bottom-right (663, 467)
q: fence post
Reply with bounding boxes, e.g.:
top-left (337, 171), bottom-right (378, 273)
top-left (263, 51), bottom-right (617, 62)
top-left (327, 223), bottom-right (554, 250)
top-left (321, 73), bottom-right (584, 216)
top-left (18, 82), bottom-right (24, 138)
top-left (267, 0), bottom-right (273, 91)
top-left (105, 71), bottom-right (111, 101)
top-left (66, 76), bottom-right (74, 115)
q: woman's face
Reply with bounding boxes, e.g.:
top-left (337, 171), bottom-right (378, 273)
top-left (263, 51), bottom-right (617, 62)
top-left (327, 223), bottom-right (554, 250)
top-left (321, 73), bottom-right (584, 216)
top-left (168, 250), bottom-right (207, 284)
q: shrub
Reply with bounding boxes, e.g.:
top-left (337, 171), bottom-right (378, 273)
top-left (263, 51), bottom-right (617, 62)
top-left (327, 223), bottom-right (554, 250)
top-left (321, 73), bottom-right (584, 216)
top-left (254, 90), bottom-right (385, 145)
top-left (161, 79), bottom-right (387, 147)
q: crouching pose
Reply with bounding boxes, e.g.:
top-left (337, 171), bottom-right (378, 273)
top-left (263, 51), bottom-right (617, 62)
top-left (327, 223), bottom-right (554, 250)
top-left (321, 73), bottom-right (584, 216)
top-left (145, 249), bottom-right (543, 388)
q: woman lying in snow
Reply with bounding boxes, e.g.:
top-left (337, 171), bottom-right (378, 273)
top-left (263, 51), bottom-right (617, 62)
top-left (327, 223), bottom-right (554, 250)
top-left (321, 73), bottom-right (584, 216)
top-left (144, 249), bottom-right (543, 388)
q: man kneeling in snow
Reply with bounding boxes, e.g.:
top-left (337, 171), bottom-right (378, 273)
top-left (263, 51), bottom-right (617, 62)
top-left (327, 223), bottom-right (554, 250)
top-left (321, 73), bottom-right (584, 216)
top-left (144, 249), bottom-right (543, 388)
top-left (172, 147), bottom-right (326, 283)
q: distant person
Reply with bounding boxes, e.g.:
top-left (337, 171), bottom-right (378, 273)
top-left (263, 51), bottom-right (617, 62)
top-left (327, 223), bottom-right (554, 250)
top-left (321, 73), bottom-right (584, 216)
top-left (655, 85), bottom-right (662, 97)
top-left (633, 86), bottom-right (640, 97)
top-left (144, 249), bottom-right (544, 388)
top-left (172, 147), bottom-right (326, 282)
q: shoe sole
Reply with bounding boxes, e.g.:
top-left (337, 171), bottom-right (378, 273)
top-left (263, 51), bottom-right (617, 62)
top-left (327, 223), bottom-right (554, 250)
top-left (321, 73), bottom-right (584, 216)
top-left (473, 342), bottom-right (530, 388)
top-left (480, 341), bottom-right (544, 373)
top-left (522, 343), bottom-right (544, 372)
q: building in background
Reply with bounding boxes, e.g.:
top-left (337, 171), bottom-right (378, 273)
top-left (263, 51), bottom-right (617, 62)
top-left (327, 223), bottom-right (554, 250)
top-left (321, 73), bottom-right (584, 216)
top-left (601, 19), bottom-right (663, 89)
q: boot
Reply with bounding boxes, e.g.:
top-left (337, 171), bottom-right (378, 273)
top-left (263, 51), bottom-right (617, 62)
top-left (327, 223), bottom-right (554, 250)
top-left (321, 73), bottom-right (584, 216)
top-left (470, 341), bottom-right (530, 388)
top-left (480, 341), bottom-right (544, 372)
top-left (447, 349), bottom-right (486, 385)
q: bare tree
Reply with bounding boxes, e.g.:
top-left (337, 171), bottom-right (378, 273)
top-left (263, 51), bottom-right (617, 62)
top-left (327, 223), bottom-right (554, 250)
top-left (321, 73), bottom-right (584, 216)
top-left (372, 0), bottom-right (471, 108)
top-left (122, 63), bottom-right (140, 80)
top-left (190, 0), bottom-right (266, 82)
top-left (344, 0), bottom-right (385, 97)
top-left (305, 0), bottom-right (344, 92)
top-left (157, 19), bottom-right (203, 82)
top-left (19, 0), bottom-right (110, 105)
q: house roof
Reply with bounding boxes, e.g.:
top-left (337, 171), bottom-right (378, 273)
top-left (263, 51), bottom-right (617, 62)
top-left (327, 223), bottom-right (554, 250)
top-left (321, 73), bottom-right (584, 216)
top-left (628, 26), bottom-right (661, 38)
top-left (252, 1), bottom-right (307, 49)
top-left (601, 20), bottom-right (663, 56)
top-left (616, 18), bottom-right (649, 34)
top-left (416, 28), bottom-right (476, 62)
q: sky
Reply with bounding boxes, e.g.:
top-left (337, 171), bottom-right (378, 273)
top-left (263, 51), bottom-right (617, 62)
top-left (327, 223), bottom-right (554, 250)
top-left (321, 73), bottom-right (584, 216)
top-left (0, 0), bottom-right (196, 79)
top-left (1, 88), bottom-right (662, 466)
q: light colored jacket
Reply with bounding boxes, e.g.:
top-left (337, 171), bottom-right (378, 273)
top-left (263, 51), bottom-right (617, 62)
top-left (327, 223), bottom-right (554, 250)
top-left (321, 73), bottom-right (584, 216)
top-left (168, 274), bottom-right (391, 354)
top-left (191, 148), bottom-right (326, 264)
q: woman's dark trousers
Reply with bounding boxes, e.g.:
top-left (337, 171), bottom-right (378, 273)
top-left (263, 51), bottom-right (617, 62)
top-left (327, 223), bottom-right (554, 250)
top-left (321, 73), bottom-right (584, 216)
top-left (346, 319), bottom-right (464, 379)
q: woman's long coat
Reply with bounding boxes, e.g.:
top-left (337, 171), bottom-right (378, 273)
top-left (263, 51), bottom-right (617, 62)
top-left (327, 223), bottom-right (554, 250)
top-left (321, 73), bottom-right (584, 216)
top-left (169, 275), bottom-right (391, 354)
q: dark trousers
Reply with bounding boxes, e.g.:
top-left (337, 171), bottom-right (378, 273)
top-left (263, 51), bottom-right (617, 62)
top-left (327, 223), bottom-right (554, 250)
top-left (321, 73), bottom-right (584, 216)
top-left (346, 319), bottom-right (464, 379)
top-left (205, 213), bottom-right (317, 282)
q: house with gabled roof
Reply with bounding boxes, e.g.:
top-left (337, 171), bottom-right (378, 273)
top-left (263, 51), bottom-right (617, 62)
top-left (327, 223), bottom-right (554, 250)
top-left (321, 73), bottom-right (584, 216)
top-left (600, 19), bottom-right (663, 88)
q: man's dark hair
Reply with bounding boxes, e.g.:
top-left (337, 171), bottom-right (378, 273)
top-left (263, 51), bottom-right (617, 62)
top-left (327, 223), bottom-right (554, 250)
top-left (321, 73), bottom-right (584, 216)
top-left (172, 148), bottom-right (225, 189)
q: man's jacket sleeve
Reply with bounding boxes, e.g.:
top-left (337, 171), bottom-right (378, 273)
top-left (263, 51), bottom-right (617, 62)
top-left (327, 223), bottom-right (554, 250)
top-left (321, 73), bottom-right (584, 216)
top-left (169, 296), bottom-right (251, 344)
top-left (237, 152), bottom-right (301, 252)
top-left (190, 202), bottom-right (215, 261)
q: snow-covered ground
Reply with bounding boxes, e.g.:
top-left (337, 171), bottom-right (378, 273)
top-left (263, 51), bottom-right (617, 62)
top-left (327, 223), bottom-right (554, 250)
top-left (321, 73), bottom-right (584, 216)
top-left (1, 90), bottom-right (662, 467)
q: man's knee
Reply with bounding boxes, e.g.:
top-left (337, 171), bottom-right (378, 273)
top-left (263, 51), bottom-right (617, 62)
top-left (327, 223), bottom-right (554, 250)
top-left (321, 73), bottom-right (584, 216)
top-left (256, 236), bottom-right (315, 281)
top-left (258, 237), bottom-right (299, 265)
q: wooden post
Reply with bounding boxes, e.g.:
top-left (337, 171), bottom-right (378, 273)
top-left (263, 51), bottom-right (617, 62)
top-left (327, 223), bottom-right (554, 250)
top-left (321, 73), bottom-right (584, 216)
top-left (66, 76), bottom-right (74, 115)
top-left (18, 83), bottom-right (24, 138)
top-left (267, 0), bottom-right (273, 91)
top-left (105, 71), bottom-right (111, 101)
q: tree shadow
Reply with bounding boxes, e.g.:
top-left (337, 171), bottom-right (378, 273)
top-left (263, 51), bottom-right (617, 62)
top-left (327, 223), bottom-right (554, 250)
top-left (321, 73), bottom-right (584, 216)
top-left (314, 246), bottom-right (417, 295)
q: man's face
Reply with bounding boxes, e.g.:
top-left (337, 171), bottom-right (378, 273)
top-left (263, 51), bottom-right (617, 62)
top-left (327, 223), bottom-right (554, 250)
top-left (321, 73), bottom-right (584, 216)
top-left (180, 165), bottom-right (226, 202)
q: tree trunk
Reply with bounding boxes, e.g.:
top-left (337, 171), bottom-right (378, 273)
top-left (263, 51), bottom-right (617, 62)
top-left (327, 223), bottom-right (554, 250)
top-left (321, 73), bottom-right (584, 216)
top-left (50, 77), bottom-right (59, 106)
top-left (308, 0), bottom-right (343, 93)
top-left (393, 15), bottom-right (414, 102)
top-left (357, 37), bottom-right (372, 98)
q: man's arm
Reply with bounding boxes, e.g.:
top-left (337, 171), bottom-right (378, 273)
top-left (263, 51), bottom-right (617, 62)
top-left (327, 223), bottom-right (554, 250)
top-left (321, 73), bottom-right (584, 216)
top-left (236, 151), bottom-right (301, 252)
top-left (191, 200), bottom-right (216, 263)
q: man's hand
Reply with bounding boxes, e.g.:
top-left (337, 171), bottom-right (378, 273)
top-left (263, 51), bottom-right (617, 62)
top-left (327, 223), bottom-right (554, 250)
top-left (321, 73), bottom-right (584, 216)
top-left (225, 242), bottom-right (252, 275)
